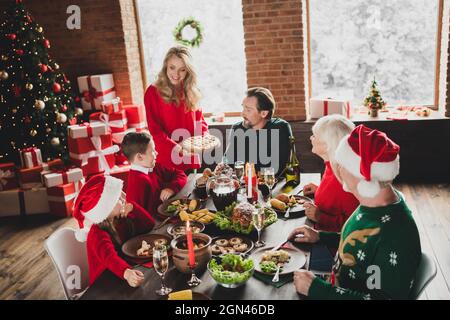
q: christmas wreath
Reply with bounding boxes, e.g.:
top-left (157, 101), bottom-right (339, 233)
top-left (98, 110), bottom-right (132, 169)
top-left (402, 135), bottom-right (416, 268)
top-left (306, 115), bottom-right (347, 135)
top-left (173, 17), bottom-right (203, 47)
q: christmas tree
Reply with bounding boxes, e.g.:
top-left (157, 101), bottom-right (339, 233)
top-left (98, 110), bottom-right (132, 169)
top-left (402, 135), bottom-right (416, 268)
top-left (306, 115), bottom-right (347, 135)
top-left (363, 78), bottom-right (387, 111)
top-left (0, 0), bottom-right (82, 165)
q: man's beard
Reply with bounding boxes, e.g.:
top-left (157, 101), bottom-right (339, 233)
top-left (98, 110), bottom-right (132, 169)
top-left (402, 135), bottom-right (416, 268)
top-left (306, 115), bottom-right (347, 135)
top-left (242, 119), bottom-right (252, 129)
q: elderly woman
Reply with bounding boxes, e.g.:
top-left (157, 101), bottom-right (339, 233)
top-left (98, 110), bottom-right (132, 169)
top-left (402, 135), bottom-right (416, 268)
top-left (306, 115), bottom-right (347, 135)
top-left (302, 114), bottom-right (359, 232)
top-left (291, 125), bottom-right (421, 299)
top-left (73, 175), bottom-right (155, 287)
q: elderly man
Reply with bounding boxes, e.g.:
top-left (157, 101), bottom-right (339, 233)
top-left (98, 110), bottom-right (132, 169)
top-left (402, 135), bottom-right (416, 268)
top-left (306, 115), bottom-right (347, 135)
top-left (290, 125), bottom-right (421, 300)
top-left (224, 87), bottom-right (293, 176)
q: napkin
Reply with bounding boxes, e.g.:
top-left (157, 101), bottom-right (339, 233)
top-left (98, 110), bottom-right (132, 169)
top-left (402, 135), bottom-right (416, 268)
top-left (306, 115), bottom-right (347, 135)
top-left (253, 272), bottom-right (293, 288)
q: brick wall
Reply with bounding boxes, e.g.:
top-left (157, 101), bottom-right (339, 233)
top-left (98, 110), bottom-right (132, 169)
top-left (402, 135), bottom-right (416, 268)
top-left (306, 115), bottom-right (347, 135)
top-left (447, 20), bottom-right (450, 117)
top-left (0, 0), bottom-right (144, 105)
top-left (241, 0), bottom-right (307, 121)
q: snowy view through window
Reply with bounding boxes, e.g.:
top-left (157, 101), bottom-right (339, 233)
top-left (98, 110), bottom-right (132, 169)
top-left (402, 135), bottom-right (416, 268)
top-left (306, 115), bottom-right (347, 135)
top-left (136, 0), bottom-right (247, 114)
top-left (310, 0), bottom-right (439, 107)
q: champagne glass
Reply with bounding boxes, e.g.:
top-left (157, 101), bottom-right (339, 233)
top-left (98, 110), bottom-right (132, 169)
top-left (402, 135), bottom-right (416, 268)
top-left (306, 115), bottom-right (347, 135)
top-left (261, 167), bottom-right (276, 201)
top-left (234, 161), bottom-right (245, 194)
top-left (252, 207), bottom-right (266, 247)
top-left (153, 245), bottom-right (172, 295)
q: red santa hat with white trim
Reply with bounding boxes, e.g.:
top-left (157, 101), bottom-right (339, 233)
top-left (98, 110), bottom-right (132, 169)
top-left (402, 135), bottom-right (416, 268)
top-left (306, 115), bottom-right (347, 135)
top-left (73, 174), bottom-right (123, 242)
top-left (335, 124), bottom-right (400, 198)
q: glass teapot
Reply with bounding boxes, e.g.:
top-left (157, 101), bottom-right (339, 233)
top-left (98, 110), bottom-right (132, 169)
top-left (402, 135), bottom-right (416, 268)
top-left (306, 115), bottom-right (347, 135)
top-left (206, 174), bottom-right (240, 211)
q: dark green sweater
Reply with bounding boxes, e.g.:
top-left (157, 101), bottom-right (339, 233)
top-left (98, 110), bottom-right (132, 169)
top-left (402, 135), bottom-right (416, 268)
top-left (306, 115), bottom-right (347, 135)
top-left (224, 118), bottom-right (293, 176)
top-left (309, 190), bottom-right (421, 300)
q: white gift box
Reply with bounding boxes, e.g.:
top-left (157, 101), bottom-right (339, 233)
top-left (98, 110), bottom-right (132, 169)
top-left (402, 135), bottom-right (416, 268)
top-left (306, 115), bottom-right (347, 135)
top-left (77, 74), bottom-right (117, 111)
top-left (309, 98), bottom-right (352, 119)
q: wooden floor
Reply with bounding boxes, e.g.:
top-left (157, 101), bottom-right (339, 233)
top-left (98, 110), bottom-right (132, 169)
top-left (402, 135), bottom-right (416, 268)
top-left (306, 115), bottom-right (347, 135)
top-left (0, 183), bottom-right (449, 300)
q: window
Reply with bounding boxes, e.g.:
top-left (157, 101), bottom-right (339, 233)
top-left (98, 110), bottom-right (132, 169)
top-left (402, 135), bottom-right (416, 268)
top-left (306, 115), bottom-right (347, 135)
top-left (308, 0), bottom-right (443, 108)
top-left (136, 0), bottom-right (247, 115)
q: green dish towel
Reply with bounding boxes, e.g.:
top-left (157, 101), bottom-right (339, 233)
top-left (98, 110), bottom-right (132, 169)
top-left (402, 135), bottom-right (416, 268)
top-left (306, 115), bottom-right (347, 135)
top-left (253, 272), bottom-right (293, 288)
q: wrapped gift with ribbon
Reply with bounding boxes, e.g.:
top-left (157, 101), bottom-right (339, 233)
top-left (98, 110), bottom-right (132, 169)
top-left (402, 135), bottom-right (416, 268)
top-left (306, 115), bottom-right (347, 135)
top-left (89, 110), bottom-right (128, 134)
top-left (0, 187), bottom-right (49, 218)
top-left (18, 159), bottom-right (64, 189)
top-left (68, 133), bottom-right (112, 155)
top-left (309, 98), bottom-right (352, 119)
top-left (41, 167), bottom-right (84, 188)
top-left (69, 135), bottom-right (119, 176)
top-left (101, 97), bottom-right (123, 115)
top-left (77, 74), bottom-right (117, 111)
top-left (0, 162), bottom-right (18, 191)
top-left (68, 122), bottom-right (108, 139)
top-left (47, 178), bottom-right (85, 218)
top-left (111, 127), bottom-right (146, 144)
top-left (123, 104), bottom-right (147, 129)
top-left (108, 164), bottom-right (131, 191)
top-left (19, 147), bottom-right (43, 169)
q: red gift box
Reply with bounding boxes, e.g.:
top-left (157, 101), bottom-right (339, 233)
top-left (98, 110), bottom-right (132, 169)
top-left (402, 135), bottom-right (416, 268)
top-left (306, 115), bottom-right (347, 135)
top-left (90, 110), bottom-right (128, 134)
top-left (108, 165), bottom-right (130, 191)
top-left (68, 134), bottom-right (112, 155)
top-left (77, 74), bottom-right (117, 111)
top-left (41, 167), bottom-right (84, 188)
top-left (0, 162), bottom-right (18, 191)
top-left (124, 104), bottom-right (147, 129)
top-left (70, 145), bottom-right (119, 176)
top-left (68, 122), bottom-right (108, 139)
top-left (47, 179), bottom-right (85, 218)
top-left (101, 97), bottom-right (123, 114)
top-left (18, 159), bottom-right (64, 189)
top-left (19, 147), bottom-right (43, 169)
top-left (0, 187), bottom-right (49, 217)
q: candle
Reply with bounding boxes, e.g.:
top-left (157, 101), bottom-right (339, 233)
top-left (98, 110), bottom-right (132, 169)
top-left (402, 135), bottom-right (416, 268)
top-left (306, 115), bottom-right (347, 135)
top-left (186, 220), bottom-right (196, 268)
top-left (247, 163), bottom-right (252, 198)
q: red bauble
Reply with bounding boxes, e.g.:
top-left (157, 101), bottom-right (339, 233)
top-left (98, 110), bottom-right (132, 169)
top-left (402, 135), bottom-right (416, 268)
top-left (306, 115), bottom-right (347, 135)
top-left (75, 97), bottom-right (81, 102)
top-left (15, 49), bottom-right (24, 55)
top-left (8, 33), bottom-right (16, 40)
top-left (43, 39), bottom-right (50, 48)
top-left (40, 64), bottom-right (48, 73)
top-left (27, 15), bottom-right (33, 23)
top-left (69, 117), bottom-right (77, 125)
top-left (12, 85), bottom-right (21, 97)
top-left (52, 82), bottom-right (61, 93)
top-left (62, 105), bottom-right (68, 112)
top-left (24, 116), bottom-right (31, 124)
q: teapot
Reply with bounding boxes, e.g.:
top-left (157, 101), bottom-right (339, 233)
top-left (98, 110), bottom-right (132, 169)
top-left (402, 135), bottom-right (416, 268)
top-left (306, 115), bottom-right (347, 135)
top-left (206, 174), bottom-right (240, 211)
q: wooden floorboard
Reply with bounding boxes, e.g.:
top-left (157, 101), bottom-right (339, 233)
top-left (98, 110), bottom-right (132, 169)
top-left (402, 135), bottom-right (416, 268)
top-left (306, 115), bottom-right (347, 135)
top-left (0, 183), bottom-right (449, 300)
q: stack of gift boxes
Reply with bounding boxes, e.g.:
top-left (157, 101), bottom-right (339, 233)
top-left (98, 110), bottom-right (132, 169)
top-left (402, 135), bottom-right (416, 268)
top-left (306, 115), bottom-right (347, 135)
top-left (0, 73), bottom-right (148, 219)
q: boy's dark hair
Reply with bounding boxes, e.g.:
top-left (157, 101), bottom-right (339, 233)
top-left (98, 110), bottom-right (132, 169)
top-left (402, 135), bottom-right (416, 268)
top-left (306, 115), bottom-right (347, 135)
top-left (121, 131), bottom-right (152, 161)
top-left (246, 87), bottom-right (276, 119)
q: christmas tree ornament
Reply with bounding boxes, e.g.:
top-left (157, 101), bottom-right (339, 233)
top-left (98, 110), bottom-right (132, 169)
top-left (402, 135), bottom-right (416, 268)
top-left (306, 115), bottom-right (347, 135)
top-left (39, 63), bottom-right (48, 73)
top-left (56, 113), bottom-right (67, 123)
top-left (1, 55), bottom-right (7, 61)
top-left (12, 108), bottom-right (18, 114)
top-left (52, 82), bottom-right (61, 93)
top-left (24, 116), bottom-right (31, 124)
top-left (25, 83), bottom-right (33, 90)
top-left (0, 70), bottom-right (8, 80)
top-left (34, 99), bottom-right (45, 110)
top-left (75, 107), bottom-right (83, 116)
top-left (30, 129), bottom-right (37, 137)
top-left (37, 26), bottom-right (43, 33)
top-left (61, 104), bottom-right (68, 112)
top-left (50, 137), bottom-right (60, 146)
top-left (43, 96), bottom-right (49, 102)
top-left (15, 49), bottom-right (24, 55)
top-left (8, 33), bottom-right (16, 40)
top-left (43, 39), bottom-right (50, 48)
top-left (54, 63), bottom-right (59, 70)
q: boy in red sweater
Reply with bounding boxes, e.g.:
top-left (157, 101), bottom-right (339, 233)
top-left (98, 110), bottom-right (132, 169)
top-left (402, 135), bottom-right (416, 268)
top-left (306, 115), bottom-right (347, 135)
top-left (121, 131), bottom-right (187, 217)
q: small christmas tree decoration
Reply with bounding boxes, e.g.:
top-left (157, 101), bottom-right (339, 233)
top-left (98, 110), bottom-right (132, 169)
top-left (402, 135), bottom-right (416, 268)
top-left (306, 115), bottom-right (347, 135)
top-left (25, 83), bottom-right (33, 90)
top-left (52, 82), bottom-right (61, 93)
top-left (30, 129), bottom-right (37, 137)
top-left (8, 33), bottom-right (16, 40)
top-left (75, 107), bottom-right (83, 116)
top-left (363, 78), bottom-right (387, 117)
top-left (34, 99), bottom-right (45, 110)
top-left (0, 70), bottom-right (8, 80)
top-left (50, 137), bottom-right (60, 146)
top-left (56, 113), bottom-right (67, 123)
top-left (39, 63), bottom-right (48, 73)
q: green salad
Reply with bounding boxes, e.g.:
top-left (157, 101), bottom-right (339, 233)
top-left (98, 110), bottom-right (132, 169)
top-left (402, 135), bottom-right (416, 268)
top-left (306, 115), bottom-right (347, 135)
top-left (166, 205), bottom-right (178, 213)
top-left (208, 254), bottom-right (254, 285)
top-left (259, 261), bottom-right (279, 273)
top-left (213, 202), bottom-right (278, 235)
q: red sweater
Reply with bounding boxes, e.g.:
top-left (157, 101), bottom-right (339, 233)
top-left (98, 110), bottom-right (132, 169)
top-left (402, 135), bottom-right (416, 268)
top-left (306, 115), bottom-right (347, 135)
top-left (144, 85), bottom-right (209, 171)
top-left (86, 201), bottom-right (155, 285)
top-left (125, 163), bottom-right (187, 218)
top-left (314, 162), bottom-right (360, 232)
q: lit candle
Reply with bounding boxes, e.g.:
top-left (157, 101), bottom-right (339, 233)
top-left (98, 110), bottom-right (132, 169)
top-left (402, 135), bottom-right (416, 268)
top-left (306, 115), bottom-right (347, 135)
top-left (186, 220), bottom-right (196, 268)
top-left (247, 163), bottom-right (252, 198)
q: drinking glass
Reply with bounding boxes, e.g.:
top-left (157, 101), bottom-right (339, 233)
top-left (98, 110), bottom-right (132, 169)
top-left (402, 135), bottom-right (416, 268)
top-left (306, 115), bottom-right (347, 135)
top-left (261, 167), bottom-right (276, 201)
top-left (234, 161), bottom-right (245, 194)
top-left (153, 245), bottom-right (172, 295)
top-left (252, 207), bottom-right (266, 247)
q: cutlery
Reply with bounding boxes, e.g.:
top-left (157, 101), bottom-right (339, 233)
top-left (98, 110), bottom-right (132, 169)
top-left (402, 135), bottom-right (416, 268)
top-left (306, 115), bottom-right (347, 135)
top-left (284, 205), bottom-right (291, 219)
top-left (272, 239), bottom-right (289, 252)
top-left (154, 216), bottom-right (172, 230)
top-left (272, 264), bottom-right (281, 283)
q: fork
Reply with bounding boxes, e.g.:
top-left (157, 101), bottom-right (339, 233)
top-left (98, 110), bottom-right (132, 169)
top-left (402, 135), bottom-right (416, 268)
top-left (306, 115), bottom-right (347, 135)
top-left (272, 264), bottom-right (282, 283)
top-left (284, 205), bottom-right (292, 219)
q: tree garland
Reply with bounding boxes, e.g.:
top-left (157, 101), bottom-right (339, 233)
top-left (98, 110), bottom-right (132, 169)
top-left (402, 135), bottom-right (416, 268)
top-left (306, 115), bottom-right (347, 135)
top-left (173, 17), bottom-right (203, 47)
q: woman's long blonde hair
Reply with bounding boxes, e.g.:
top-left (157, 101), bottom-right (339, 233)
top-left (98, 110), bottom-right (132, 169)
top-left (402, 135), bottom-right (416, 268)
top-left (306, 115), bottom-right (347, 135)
top-left (154, 46), bottom-right (202, 111)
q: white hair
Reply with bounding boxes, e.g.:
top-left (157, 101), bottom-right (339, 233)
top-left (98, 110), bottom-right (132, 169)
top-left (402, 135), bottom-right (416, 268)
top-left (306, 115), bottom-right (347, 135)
top-left (312, 114), bottom-right (355, 165)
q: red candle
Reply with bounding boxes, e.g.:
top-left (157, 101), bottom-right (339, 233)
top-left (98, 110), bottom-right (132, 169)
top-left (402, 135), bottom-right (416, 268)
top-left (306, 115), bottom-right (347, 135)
top-left (186, 220), bottom-right (196, 268)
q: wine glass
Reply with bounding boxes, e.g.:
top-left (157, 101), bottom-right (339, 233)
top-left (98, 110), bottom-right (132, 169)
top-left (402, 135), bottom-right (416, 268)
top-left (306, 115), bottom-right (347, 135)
top-left (234, 161), bottom-right (245, 194)
top-left (153, 245), bottom-right (172, 296)
top-left (252, 207), bottom-right (266, 247)
top-left (261, 167), bottom-right (276, 202)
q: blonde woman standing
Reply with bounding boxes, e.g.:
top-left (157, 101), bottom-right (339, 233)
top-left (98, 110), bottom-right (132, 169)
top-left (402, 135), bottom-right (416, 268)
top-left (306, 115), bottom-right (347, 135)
top-left (144, 46), bottom-right (208, 171)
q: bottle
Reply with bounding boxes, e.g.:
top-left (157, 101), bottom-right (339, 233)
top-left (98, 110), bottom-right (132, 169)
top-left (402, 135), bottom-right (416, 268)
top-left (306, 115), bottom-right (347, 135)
top-left (283, 136), bottom-right (301, 190)
top-left (245, 162), bottom-right (258, 204)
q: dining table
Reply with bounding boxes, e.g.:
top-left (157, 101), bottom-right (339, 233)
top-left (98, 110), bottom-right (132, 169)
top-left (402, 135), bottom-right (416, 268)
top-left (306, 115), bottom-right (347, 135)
top-left (81, 172), bottom-right (323, 300)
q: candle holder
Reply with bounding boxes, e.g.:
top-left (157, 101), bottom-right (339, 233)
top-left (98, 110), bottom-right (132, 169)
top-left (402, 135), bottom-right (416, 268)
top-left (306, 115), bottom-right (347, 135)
top-left (187, 263), bottom-right (202, 287)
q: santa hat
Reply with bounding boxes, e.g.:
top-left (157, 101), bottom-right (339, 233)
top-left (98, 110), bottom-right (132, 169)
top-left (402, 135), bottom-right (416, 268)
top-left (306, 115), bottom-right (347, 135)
top-left (335, 125), bottom-right (400, 198)
top-left (73, 174), bottom-right (123, 242)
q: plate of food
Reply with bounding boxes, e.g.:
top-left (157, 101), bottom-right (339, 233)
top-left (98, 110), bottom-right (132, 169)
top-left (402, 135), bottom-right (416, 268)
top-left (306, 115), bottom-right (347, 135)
top-left (251, 246), bottom-right (306, 276)
top-left (181, 134), bottom-right (220, 154)
top-left (207, 253), bottom-right (255, 288)
top-left (157, 198), bottom-right (205, 218)
top-left (269, 193), bottom-right (313, 217)
top-left (121, 234), bottom-right (172, 260)
top-left (213, 202), bottom-right (278, 235)
top-left (167, 221), bottom-right (205, 238)
top-left (211, 235), bottom-right (254, 255)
